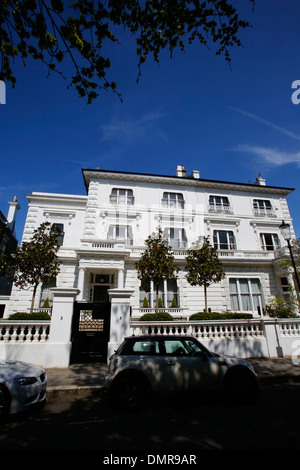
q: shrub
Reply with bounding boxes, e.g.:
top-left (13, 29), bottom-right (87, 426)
top-left (189, 312), bottom-right (253, 320)
top-left (7, 311), bottom-right (51, 321)
top-left (42, 297), bottom-right (51, 308)
top-left (139, 312), bottom-right (174, 321)
top-left (263, 294), bottom-right (298, 318)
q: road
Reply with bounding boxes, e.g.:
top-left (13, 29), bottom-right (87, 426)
top-left (0, 382), bottom-right (300, 455)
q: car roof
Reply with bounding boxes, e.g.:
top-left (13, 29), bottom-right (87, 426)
top-left (125, 335), bottom-right (195, 340)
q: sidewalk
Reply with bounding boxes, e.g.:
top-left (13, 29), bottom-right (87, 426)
top-left (45, 357), bottom-right (300, 396)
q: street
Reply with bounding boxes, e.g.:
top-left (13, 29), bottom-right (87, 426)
top-left (1, 381), bottom-right (300, 455)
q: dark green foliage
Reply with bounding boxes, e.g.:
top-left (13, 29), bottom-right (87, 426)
top-left (7, 311), bottom-right (51, 320)
top-left (185, 237), bottom-right (225, 312)
top-left (136, 227), bottom-right (178, 312)
top-left (139, 312), bottom-right (174, 321)
top-left (0, 222), bottom-right (61, 314)
top-left (189, 312), bottom-right (253, 320)
top-left (1, 0), bottom-right (254, 103)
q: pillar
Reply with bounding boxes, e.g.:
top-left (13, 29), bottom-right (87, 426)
top-left (107, 288), bottom-right (134, 360)
top-left (44, 287), bottom-right (80, 367)
top-left (76, 267), bottom-right (85, 300)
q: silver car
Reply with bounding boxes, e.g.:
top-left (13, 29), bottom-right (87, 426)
top-left (0, 360), bottom-right (47, 418)
top-left (105, 335), bottom-right (259, 409)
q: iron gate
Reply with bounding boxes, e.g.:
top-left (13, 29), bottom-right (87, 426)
top-left (71, 301), bottom-right (111, 363)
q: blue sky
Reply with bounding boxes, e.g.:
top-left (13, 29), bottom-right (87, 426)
top-left (1, 0), bottom-right (300, 242)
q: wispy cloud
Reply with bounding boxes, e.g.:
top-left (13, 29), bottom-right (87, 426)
top-left (231, 107), bottom-right (300, 141)
top-left (233, 144), bottom-right (300, 166)
top-left (100, 110), bottom-right (167, 145)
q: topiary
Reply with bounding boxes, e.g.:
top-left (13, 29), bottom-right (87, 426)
top-left (7, 311), bottom-right (51, 320)
top-left (139, 312), bottom-right (174, 321)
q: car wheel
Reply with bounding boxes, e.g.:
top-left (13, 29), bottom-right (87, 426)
top-left (224, 367), bottom-right (258, 402)
top-left (115, 375), bottom-right (149, 411)
top-left (0, 385), bottom-right (10, 419)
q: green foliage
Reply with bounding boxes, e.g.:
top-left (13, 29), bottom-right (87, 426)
top-left (42, 297), bottom-right (51, 308)
top-left (142, 296), bottom-right (150, 308)
top-left (185, 237), bottom-right (225, 312)
top-left (1, 222), bottom-right (61, 314)
top-left (136, 227), bottom-right (178, 312)
top-left (263, 293), bottom-right (298, 318)
top-left (171, 297), bottom-right (177, 308)
top-left (189, 312), bottom-right (253, 320)
top-left (139, 312), bottom-right (174, 321)
top-left (7, 311), bottom-right (51, 320)
top-left (157, 297), bottom-right (164, 308)
top-left (0, 0), bottom-right (254, 103)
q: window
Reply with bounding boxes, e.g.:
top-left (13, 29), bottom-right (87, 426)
top-left (209, 195), bottom-right (231, 213)
top-left (139, 279), bottom-right (179, 308)
top-left (110, 188), bottom-right (134, 205)
top-left (162, 192), bottom-right (184, 209)
top-left (253, 199), bottom-right (275, 217)
top-left (107, 225), bottom-right (133, 245)
top-left (260, 233), bottom-right (280, 251)
top-left (213, 230), bottom-right (236, 250)
top-left (53, 223), bottom-right (64, 246)
top-left (164, 227), bottom-right (187, 248)
top-left (229, 278), bottom-right (263, 312)
top-left (122, 339), bottom-right (160, 355)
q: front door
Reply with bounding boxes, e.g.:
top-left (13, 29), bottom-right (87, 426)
top-left (71, 301), bottom-right (111, 363)
top-left (93, 285), bottom-right (109, 302)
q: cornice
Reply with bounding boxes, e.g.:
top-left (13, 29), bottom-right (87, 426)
top-left (82, 169), bottom-right (294, 196)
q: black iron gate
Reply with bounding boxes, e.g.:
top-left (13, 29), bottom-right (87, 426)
top-left (71, 301), bottom-right (111, 363)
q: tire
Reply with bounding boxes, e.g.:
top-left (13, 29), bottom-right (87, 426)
top-left (114, 374), bottom-right (150, 411)
top-left (224, 367), bottom-right (258, 403)
top-left (0, 384), bottom-right (10, 419)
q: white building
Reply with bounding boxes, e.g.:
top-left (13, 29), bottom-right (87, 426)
top-left (6, 165), bottom-right (296, 362)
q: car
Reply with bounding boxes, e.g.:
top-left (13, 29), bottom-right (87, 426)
top-left (0, 360), bottom-right (47, 418)
top-left (105, 335), bottom-right (259, 410)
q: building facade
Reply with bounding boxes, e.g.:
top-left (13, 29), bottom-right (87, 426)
top-left (5, 165), bottom-right (297, 361)
top-left (0, 196), bottom-right (20, 317)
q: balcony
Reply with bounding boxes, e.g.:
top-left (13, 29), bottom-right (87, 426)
top-left (109, 195), bottom-right (135, 206)
top-left (161, 198), bottom-right (184, 209)
top-left (208, 203), bottom-right (233, 214)
top-left (253, 208), bottom-right (276, 218)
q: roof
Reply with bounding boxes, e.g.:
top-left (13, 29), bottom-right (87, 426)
top-left (82, 168), bottom-right (295, 196)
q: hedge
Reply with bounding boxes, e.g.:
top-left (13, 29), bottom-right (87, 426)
top-left (139, 312), bottom-right (174, 321)
top-left (189, 312), bottom-right (253, 320)
top-left (6, 312), bottom-right (51, 321)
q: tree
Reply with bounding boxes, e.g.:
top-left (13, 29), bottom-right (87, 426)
top-left (279, 238), bottom-right (300, 296)
top-left (185, 236), bottom-right (225, 312)
top-left (136, 227), bottom-right (178, 312)
top-left (0, 222), bottom-right (61, 313)
top-left (0, 0), bottom-right (254, 103)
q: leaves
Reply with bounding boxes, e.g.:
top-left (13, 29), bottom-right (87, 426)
top-left (136, 227), bottom-right (178, 311)
top-left (0, 0), bottom-right (254, 102)
top-left (1, 222), bottom-right (61, 312)
top-left (185, 236), bottom-right (225, 311)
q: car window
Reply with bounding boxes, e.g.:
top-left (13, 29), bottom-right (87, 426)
top-left (164, 340), bottom-right (189, 356)
top-left (122, 339), bottom-right (160, 355)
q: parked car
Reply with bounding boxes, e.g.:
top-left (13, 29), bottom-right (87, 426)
top-left (0, 360), bottom-right (47, 418)
top-left (105, 335), bottom-right (259, 409)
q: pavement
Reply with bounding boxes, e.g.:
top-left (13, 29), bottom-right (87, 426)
top-left (45, 357), bottom-right (300, 397)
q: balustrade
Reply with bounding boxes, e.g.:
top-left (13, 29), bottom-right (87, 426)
top-left (0, 321), bottom-right (50, 343)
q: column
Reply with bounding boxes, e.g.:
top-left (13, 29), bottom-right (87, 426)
top-left (76, 267), bottom-right (85, 300)
top-left (107, 288), bottom-right (134, 361)
top-left (118, 269), bottom-right (124, 288)
top-left (44, 287), bottom-right (80, 367)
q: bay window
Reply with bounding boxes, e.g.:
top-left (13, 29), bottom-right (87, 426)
top-left (213, 230), bottom-right (236, 250)
top-left (260, 233), bottom-right (280, 251)
top-left (229, 278), bottom-right (263, 313)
